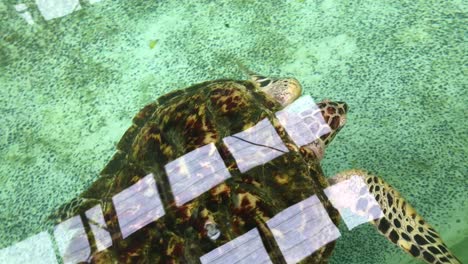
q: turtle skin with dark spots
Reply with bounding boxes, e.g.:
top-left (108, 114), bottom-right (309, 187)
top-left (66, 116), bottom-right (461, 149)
top-left (51, 79), bottom-right (344, 263)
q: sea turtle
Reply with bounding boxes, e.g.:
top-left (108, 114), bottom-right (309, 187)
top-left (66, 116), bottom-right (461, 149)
top-left (51, 69), bottom-right (460, 264)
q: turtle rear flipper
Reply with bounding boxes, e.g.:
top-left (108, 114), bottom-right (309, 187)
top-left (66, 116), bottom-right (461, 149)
top-left (330, 169), bottom-right (460, 264)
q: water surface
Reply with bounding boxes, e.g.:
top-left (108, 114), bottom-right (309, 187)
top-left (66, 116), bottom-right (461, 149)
top-left (0, 0), bottom-right (466, 263)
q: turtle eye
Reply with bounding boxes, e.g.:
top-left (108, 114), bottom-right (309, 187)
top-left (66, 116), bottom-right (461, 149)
top-left (259, 79), bottom-right (271, 88)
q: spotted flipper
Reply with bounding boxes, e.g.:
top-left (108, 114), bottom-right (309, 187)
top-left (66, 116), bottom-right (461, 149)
top-left (330, 169), bottom-right (460, 264)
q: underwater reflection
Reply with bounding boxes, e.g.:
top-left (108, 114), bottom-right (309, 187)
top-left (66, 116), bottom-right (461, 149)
top-left (0, 95), bottom-right (386, 263)
top-left (112, 174), bottom-right (165, 239)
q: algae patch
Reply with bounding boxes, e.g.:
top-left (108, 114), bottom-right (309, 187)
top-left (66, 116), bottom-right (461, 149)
top-left (149, 39), bottom-right (159, 49)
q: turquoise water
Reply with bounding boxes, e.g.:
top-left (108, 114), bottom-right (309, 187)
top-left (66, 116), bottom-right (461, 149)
top-left (0, 0), bottom-right (466, 263)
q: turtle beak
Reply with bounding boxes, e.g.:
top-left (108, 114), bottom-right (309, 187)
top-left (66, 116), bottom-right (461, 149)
top-left (341, 102), bottom-right (349, 113)
top-left (337, 101), bottom-right (348, 127)
top-left (316, 100), bottom-right (348, 146)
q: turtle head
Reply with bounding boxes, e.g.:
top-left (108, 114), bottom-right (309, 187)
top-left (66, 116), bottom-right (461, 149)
top-left (306, 100), bottom-right (348, 160)
top-left (251, 75), bottom-right (302, 106)
top-left (237, 64), bottom-right (302, 106)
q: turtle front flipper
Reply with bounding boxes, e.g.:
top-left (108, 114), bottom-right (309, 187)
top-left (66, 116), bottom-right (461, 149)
top-left (329, 169), bottom-right (460, 264)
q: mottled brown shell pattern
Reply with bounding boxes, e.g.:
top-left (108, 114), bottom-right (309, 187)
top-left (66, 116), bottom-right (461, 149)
top-left (52, 79), bottom-right (337, 263)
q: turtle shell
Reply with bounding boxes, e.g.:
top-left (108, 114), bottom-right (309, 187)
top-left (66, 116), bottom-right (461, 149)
top-left (53, 79), bottom-right (339, 263)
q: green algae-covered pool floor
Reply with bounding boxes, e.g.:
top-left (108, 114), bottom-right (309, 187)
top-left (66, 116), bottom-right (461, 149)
top-left (0, 1), bottom-right (466, 263)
